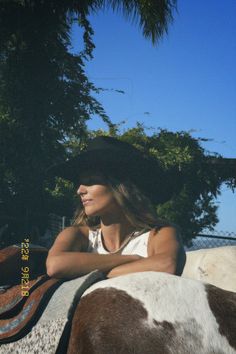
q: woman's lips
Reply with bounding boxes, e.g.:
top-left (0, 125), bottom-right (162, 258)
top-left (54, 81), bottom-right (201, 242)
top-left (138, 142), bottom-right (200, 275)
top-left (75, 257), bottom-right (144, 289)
top-left (82, 199), bottom-right (93, 205)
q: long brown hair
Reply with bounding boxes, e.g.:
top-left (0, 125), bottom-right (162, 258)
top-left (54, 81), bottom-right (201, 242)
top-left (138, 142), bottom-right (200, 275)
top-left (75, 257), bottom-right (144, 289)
top-left (72, 175), bottom-right (170, 231)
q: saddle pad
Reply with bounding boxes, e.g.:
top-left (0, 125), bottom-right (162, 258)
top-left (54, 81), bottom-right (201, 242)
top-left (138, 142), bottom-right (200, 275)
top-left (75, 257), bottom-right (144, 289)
top-left (0, 270), bottom-right (106, 354)
top-left (0, 318), bottom-right (68, 354)
top-left (0, 275), bottom-right (46, 317)
top-left (0, 276), bottom-right (62, 343)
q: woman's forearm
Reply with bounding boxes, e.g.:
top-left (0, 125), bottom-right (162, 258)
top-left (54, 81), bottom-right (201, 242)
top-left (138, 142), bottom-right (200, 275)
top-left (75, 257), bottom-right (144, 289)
top-left (46, 252), bottom-right (140, 279)
top-left (106, 254), bottom-right (176, 278)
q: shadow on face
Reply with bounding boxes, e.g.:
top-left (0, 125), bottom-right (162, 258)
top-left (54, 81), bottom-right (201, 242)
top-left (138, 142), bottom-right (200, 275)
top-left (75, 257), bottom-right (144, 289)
top-left (78, 170), bottom-right (108, 187)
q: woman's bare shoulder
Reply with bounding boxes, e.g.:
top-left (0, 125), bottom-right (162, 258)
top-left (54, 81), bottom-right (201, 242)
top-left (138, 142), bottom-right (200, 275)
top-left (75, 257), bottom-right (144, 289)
top-left (48, 225), bottom-right (90, 254)
top-left (149, 225), bottom-right (179, 238)
top-left (147, 225), bottom-right (182, 256)
top-left (56, 225), bottom-right (90, 239)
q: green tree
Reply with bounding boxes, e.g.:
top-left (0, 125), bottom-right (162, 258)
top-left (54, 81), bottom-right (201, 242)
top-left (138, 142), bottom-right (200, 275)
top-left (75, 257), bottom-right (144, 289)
top-left (119, 125), bottom-right (235, 245)
top-left (0, 0), bottom-right (176, 244)
top-left (0, 1), bottom-right (108, 242)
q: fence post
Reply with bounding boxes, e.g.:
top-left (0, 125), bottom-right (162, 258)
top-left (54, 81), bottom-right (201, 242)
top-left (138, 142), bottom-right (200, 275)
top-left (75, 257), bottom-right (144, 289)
top-left (62, 216), bottom-right (66, 230)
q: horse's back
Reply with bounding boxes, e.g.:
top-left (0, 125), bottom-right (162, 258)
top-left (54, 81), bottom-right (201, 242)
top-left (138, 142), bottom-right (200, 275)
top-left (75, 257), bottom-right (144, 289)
top-left (67, 272), bottom-right (236, 354)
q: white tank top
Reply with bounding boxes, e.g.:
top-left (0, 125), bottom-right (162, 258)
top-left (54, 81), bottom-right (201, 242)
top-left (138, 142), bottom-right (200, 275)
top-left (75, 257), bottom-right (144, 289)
top-left (87, 229), bottom-right (151, 258)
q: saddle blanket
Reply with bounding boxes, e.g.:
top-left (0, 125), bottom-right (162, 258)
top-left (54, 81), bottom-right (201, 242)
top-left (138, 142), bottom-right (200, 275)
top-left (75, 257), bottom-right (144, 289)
top-left (0, 270), bottom-right (105, 354)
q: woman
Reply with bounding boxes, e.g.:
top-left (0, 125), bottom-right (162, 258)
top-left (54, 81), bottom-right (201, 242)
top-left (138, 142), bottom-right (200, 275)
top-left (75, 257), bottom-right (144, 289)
top-left (46, 136), bottom-right (186, 279)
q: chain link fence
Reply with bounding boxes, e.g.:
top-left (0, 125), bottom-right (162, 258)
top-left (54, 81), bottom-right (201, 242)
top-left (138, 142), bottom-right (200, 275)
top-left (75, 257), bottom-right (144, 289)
top-left (48, 214), bottom-right (71, 238)
top-left (39, 214), bottom-right (73, 248)
top-left (185, 230), bottom-right (236, 251)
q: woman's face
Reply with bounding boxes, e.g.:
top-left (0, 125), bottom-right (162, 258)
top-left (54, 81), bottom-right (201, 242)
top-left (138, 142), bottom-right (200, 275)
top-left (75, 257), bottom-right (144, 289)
top-left (77, 172), bottom-right (119, 217)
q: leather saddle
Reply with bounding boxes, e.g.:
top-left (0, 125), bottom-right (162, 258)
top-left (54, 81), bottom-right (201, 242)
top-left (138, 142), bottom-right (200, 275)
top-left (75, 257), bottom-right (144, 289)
top-left (0, 245), bottom-right (62, 343)
top-left (0, 245), bottom-right (106, 347)
top-left (0, 275), bottom-right (62, 343)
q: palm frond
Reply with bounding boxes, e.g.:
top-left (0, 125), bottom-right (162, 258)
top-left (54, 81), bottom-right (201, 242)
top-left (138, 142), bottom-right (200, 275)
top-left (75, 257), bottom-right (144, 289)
top-left (103, 0), bottom-right (177, 44)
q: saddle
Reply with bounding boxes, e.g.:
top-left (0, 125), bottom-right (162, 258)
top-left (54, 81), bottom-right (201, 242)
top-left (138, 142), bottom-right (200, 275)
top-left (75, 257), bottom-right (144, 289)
top-left (0, 244), bottom-right (107, 348)
top-left (0, 244), bottom-right (62, 343)
top-left (0, 275), bottom-right (62, 343)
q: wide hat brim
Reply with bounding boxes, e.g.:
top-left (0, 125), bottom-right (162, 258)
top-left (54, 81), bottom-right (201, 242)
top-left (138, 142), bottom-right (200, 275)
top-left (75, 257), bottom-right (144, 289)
top-left (48, 137), bottom-right (179, 204)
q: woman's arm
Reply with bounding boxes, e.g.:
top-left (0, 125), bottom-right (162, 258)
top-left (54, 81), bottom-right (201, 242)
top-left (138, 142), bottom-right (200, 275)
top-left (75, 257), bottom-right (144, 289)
top-left (106, 226), bottom-right (186, 278)
top-left (46, 226), bottom-right (141, 279)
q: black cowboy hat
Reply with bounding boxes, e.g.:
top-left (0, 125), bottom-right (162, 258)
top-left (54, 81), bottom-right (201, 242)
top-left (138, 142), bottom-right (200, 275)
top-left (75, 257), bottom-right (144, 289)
top-left (49, 136), bottom-right (176, 204)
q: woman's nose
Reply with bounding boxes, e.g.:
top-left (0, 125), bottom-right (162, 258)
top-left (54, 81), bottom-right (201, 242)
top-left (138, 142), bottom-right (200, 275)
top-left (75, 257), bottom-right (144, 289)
top-left (77, 184), bottom-right (87, 195)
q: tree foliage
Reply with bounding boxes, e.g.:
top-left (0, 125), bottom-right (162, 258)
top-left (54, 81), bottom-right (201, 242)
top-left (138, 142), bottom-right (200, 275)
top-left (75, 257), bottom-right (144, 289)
top-left (0, 0), bottom-right (176, 244)
top-left (106, 125), bottom-right (223, 245)
top-left (0, 1), bottom-right (104, 240)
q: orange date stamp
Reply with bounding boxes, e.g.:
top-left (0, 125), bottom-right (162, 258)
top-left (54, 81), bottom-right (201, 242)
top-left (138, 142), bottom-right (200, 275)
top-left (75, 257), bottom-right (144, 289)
top-left (21, 238), bottom-right (30, 296)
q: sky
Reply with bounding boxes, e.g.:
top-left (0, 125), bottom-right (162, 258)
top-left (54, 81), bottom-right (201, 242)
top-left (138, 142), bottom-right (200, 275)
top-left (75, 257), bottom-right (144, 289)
top-left (71, 0), bottom-right (236, 233)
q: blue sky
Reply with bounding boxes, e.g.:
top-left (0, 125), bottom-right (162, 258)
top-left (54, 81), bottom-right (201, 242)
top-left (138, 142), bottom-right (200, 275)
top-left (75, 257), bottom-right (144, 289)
top-left (71, 0), bottom-right (236, 232)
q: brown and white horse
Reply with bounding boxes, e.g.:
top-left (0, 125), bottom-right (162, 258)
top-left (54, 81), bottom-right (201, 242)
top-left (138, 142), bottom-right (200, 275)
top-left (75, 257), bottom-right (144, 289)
top-left (67, 271), bottom-right (236, 354)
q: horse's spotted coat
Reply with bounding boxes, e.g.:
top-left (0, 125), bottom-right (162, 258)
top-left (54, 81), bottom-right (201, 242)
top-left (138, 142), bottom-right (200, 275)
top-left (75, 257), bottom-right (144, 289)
top-left (67, 272), bottom-right (236, 354)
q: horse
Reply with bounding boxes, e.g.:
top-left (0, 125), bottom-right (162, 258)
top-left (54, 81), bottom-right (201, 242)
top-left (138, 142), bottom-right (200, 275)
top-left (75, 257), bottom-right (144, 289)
top-left (67, 271), bottom-right (236, 354)
top-left (183, 245), bottom-right (236, 292)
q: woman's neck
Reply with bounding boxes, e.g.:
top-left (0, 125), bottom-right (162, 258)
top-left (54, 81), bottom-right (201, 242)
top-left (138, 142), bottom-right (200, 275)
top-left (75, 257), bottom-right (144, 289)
top-left (100, 213), bottom-right (135, 251)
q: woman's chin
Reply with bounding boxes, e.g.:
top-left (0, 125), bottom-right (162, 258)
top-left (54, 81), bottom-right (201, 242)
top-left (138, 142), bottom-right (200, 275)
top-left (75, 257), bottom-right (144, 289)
top-left (84, 208), bottom-right (100, 218)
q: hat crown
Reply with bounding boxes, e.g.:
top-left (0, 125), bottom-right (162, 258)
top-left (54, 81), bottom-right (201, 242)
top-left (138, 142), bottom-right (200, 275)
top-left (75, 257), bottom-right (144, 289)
top-left (87, 136), bottom-right (138, 155)
top-left (49, 135), bottom-right (175, 204)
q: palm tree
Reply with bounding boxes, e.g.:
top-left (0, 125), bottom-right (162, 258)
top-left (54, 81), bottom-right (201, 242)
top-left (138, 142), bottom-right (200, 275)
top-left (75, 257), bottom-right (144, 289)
top-left (73, 0), bottom-right (177, 44)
